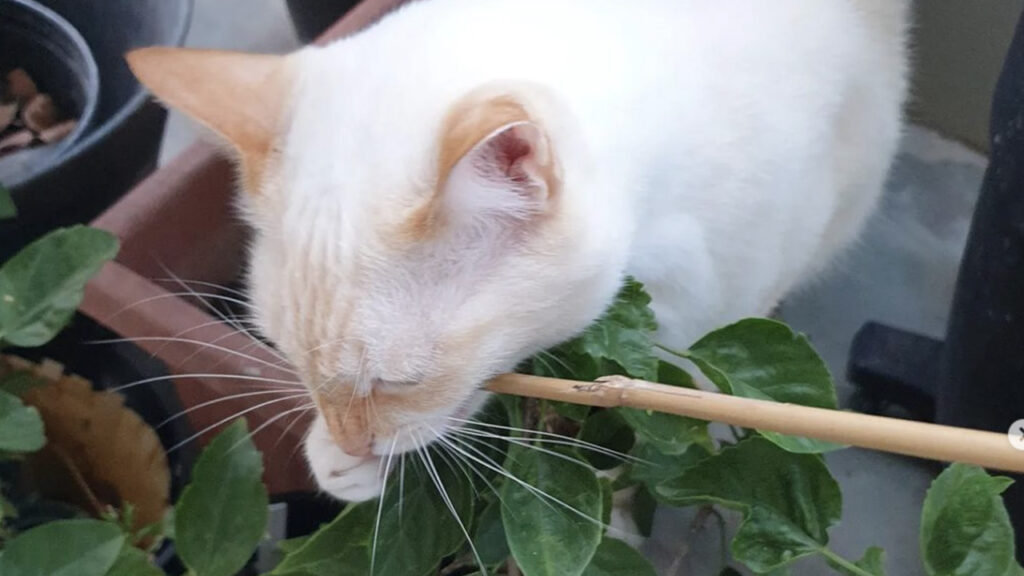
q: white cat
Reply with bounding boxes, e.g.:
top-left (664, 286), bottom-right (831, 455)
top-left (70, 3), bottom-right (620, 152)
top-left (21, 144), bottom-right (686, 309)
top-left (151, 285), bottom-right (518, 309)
top-left (128, 0), bottom-right (910, 503)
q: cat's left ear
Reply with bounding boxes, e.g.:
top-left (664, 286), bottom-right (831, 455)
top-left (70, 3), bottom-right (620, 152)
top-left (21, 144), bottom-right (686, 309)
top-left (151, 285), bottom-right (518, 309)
top-left (126, 47), bottom-right (293, 181)
top-left (436, 95), bottom-right (560, 225)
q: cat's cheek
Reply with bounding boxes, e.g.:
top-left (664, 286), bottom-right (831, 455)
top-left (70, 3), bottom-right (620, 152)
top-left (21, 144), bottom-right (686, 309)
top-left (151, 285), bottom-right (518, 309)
top-left (305, 416), bottom-right (385, 502)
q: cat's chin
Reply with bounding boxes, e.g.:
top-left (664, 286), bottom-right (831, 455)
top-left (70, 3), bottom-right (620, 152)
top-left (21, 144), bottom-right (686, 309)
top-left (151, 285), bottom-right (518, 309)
top-left (305, 415), bottom-right (385, 502)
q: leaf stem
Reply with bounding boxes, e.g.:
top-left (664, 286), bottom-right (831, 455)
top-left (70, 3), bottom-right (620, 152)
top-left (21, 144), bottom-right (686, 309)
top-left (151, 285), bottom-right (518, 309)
top-left (819, 547), bottom-right (874, 576)
top-left (654, 343), bottom-right (690, 360)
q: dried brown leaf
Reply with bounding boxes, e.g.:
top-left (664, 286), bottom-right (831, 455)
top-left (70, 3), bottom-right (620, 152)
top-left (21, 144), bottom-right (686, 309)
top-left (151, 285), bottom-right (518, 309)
top-left (38, 119), bottom-right (77, 144)
top-left (5, 68), bottom-right (38, 104)
top-left (21, 94), bottom-right (61, 132)
top-left (0, 102), bottom-right (17, 132)
top-left (9, 357), bottom-right (171, 536)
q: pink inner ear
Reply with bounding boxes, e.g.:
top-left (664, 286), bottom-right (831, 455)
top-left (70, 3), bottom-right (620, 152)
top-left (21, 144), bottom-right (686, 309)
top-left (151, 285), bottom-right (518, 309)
top-left (474, 123), bottom-right (544, 189)
top-left (491, 127), bottom-right (534, 183)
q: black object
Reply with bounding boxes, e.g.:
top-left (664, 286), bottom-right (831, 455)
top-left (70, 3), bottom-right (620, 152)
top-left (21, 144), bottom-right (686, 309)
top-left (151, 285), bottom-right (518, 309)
top-left (1, 0), bottom-right (192, 260)
top-left (848, 7), bottom-right (1024, 558)
top-left (0, 0), bottom-right (100, 186)
top-left (286, 0), bottom-right (360, 43)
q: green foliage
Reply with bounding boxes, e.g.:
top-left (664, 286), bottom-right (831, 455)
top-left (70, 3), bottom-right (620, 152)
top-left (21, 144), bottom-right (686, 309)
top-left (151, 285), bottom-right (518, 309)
top-left (174, 420), bottom-right (269, 576)
top-left (0, 389), bottom-right (44, 453)
top-left (684, 318), bottom-right (842, 453)
top-left (2, 275), bottom-right (1021, 576)
top-left (920, 463), bottom-right (1023, 576)
top-left (0, 519), bottom-right (124, 576)
top-left (0, 225), bottom-right (118, 347)
top-left (658, 437), bottom-right (842, 572)
top-left (0, 184), bottom-right (15, 220)
top-left (501, 446), bottom-right (603, 576)
top-left (581, 537), bottom-right (657, 576)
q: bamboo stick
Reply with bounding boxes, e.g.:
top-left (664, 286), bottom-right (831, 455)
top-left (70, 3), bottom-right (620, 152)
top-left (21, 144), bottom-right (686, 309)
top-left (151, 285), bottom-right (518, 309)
top-left (486, 373), bottom-right (1024, 473)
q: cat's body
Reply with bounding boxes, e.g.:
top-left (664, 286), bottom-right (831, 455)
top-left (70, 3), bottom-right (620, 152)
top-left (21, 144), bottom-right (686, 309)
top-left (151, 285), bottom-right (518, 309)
top-left (283, 0), bottom-right (908, 351)
top-left (128, 0), bottom-right (910, 503)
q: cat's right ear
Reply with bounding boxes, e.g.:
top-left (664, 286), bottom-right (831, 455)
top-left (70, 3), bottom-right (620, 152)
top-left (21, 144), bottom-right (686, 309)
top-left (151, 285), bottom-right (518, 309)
top-left (126, 47), bottom-right (293, 182)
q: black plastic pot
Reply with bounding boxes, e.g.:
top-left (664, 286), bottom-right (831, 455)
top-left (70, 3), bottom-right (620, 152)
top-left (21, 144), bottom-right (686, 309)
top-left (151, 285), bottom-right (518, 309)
top-left (0, 0), bottom-right (99, 188)
top-left (286, 0), bottom-right (360, 43)
top-left (0, 0), bottom-right (193, 261)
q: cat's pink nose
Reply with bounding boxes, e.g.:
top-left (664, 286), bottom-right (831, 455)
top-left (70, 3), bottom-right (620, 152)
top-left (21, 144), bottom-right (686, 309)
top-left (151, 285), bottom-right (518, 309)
top-left (318, 394), bottom-right (374, 457)
top-left (338, 432), bottom-right (373, 458)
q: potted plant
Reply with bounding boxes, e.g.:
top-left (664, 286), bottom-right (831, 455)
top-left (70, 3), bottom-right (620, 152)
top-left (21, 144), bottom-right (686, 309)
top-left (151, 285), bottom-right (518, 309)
top-left (0, 184), bottom-right (198, 573)
top-left (0, 0), bottom-right (193, 261)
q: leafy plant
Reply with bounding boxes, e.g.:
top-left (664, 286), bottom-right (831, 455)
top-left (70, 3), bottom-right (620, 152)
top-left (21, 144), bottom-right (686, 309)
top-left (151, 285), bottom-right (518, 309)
top-left (0, 223), bottom-right (119, 544)
top-left (0, 269), bottom-right (1019, 575)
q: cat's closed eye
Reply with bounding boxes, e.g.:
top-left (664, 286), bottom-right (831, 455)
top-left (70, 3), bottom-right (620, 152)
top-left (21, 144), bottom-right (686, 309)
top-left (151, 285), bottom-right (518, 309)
top-left (373, 378), bottom-right (420, 391)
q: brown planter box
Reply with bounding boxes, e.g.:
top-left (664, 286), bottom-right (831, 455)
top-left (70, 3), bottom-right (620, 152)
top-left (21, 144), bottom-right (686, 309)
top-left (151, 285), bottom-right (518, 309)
top-left (81, 0), bottom-right (410, 495)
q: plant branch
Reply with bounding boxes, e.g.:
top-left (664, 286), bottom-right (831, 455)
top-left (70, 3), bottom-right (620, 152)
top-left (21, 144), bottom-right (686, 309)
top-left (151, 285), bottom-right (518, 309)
top-left (484, 373), bottom-right (1024, 474)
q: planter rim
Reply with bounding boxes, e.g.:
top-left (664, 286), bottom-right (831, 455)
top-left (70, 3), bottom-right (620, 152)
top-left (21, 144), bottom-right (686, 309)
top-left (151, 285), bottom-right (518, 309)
top-left (61, 0), bottom-right (194, 161)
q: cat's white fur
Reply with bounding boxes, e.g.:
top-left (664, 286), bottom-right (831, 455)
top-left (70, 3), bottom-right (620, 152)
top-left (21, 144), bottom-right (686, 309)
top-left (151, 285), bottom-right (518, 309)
top-left (241, 0), bottom-right (911, 502)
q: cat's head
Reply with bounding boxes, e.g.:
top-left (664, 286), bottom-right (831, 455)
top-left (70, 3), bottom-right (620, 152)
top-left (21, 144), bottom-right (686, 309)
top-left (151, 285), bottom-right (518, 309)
top-left (128, 46), bottom-right (625, 497)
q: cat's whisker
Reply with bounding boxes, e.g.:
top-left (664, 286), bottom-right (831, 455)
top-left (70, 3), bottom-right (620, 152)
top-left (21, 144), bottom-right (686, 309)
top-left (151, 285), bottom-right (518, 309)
top-left (152, 277), bottom-right (249, 299)
top-left (414, 431), bottom-right (486, 575)
top-left (447, 416), bottom-right (650, 465)
top-left (156, 388), bottom-right (310, 429)
top-left (229, 403), bottom-right (318, 453)
top-left (451, 425), bottom-right (648, 466)
top-left (370, 435), bottom-right (399, 576)
top-left (433, 432), bottom-right (508, 513)
top-left (428, 436), bottom-right (481, 500)
top-left (158, 269), bottom-right (293, 367)
top-left (274, 405), bottom-right (316, 451)
top-left (451, 428), bottom-right (598, 472)
top-left (445, 434), bottom-right (609, 532)
top-left (166, 393), bottom-right (311, 453)
top-left (105, 372), bottom-right (301, 395)
top-left (536, 350), bottom-right (579, 380)
top-left (91, 336), bottom-right (299, 376)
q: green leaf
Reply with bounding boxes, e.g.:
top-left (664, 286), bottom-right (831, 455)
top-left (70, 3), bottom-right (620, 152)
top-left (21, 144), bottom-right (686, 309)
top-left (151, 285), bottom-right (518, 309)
top-left (0, 389), bottom-right (44, 453)
top-left (502, 446), bottom-right (603, 576)
top-left (579, 409), bottom-right (635, 470)
top-left (474, 499), bottom-right (510, 567)
top-left (599, 477), bottom-right (613, 528)
top-left (581, 537), bottom-right (657, 576)
top-left (631, 486), bottom-right (657, 538)
top-left (618, 407), bottom-right (711, 456)
top-left (276, 459), bottom-right (472, 576)
top-left (104, 545), bottom-right (163, 576)
top-left (174, 419), bottom-right (268, 576)
top-left (686, 318), bottom-right (842, 453)
top-left (827, 546), bottom-right (887, 576)
top-left (656, 437), bottom-right (841, 573)
top-left (574, 279), bottom-right (659, 381)
top-left (272, 503), bottom-right (373, 575)
top-left (540, 278), bottom-right (660, 384)
top-left (278, 534), bottom-right (313, 555)
top-left (0, 226), bottom-right (118, 347)
top-left (0, 519), bottom-right (124, 576)
top-left (0, 184), bottom-right (16, 219)
top-left (629, 441), bottom-right (711, 490)
top-left (367, 456), bottom-right (473, 576)
top-left (921, 463), bottom-right (1020, 576)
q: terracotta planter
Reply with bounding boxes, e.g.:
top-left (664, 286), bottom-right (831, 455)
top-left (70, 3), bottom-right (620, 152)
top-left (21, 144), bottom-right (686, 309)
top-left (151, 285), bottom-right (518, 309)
top-left (80, 0), bottom-right (410, 495)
